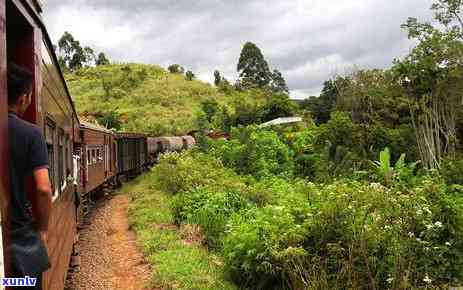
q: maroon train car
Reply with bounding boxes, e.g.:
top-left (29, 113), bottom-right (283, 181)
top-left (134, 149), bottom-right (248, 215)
top-left (1, 1), bottom-right (79, 289)
top-left (79, 121), bottom-right (117, 217)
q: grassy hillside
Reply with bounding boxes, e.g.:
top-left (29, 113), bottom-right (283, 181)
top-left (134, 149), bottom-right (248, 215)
top-left (65, 63), bottom-right (228, 135)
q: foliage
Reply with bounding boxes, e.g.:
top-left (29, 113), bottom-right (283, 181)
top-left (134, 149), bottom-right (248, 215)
top-left (300, 80), bottom-right (339, 124)
top-left (65, 63), bottom-right (228, 135)
top-left (209, 125), bottom-right (294, 179)
top-left (56, 31), bottom-right (106, 71)
top-left (168, 64), bottom-right (185, 74)
top-left (126, 171), bottom-right (237, 290)
top-left (269, 69), bottom-right (289, 94)
top-left (96, 52), bottom-right (110, 66)
top-left (222, 179), bottom-right (463, 289)
top-left (441, 156), bottom-right (463, 184)
top-left (172, 188), bottom-right (250, 248)
top-left (185, 70), bottom-right (195, 81)
top-left (258, 94), bottom-right (298, 123)
top-left (152, 150), bottom-right (247, 195)
top-left (237, 42), bottom-right (272, 89)
top-left (372, 147), bottom-right (418, 187)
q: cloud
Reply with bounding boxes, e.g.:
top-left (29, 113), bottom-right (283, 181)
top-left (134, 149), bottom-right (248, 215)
top-left (42, 0), bottom-right (434, 99)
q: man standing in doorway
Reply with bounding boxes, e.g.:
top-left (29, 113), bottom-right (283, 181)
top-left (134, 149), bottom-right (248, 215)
top-left (7, 64), bottom-right (52, 289)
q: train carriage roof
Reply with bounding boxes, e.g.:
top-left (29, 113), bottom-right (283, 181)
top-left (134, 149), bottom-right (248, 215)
top-left (21, 0), bottom-right (80, 125)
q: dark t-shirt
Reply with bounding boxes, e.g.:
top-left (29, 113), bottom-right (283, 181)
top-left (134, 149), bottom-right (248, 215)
top-left (8, 112), bottom-right (49, 229)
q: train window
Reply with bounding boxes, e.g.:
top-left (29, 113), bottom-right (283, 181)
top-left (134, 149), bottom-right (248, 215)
top-left (87, 149), bottom-right (91, 165)
top-left (58, 129), bottom-right (65, 192)
top-left (45, 118), bottom-right (58, 199)
top-left (65, 135), bottom-right (70, 178)
top-left (92, 149), bottom-right (96, 164)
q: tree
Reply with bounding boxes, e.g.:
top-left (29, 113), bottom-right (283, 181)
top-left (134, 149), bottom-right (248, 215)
top-left (214, 70), bottom-right (222, 86)
top-left (168, 64), bottom-right (184, 74)
top-left (200, 99), bottom-right (220, 123)
top-left (259, 94), bottom-right (298, 123)
top-left (237, 42), bottom-right (272, 89)
top-left (57, 31), bottom-right (99, 71)
top-left (96, 52), bottom-right (110, 66)
top-left (269, 69), bottom-right (289, 94)
top-left (393, 0), bottom-right (463, 169)
top-left (83, 46), bottom-right (96, 66)
top-left (301, 80), bottom-right (340, 124)
top-left (185, 70), bottom-right (195, 81)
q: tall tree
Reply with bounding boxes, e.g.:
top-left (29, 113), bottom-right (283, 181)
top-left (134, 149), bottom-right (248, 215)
top-left (57, 31), bottom-right (97, 71)
top-left (237, 42), bottom-right (272, 89)
top-left (269, 69), bottom-right (289, 94)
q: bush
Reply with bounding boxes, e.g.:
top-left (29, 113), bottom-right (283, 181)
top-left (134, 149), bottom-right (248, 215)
top-left (172, 188), bottom-right (250, 248)
top-left (152, 150), bottom-right (246, 194)
top-left (441, 156), bottom-right (463, 185)
top-left (221, 179), bottom-right (463, 289)
top-left (209, 125), bottom-right (294, 179)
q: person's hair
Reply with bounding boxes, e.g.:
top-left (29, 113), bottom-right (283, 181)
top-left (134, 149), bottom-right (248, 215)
top-left (7, 63), bottom-right (33, 105)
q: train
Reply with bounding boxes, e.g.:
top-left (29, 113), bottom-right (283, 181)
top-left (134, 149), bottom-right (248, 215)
top-left (0, 1), bottom-right (195, 289)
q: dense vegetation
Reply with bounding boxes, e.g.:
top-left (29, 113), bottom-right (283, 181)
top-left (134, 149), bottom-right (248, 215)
top-left (126, 1), bottom-right (463, 289)
top-left (66, 0), bottom-right (463, 289)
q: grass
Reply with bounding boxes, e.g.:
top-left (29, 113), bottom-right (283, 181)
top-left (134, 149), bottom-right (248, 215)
top-left (120, 170), bottom-right (237, 290)
top-left (65, 63), bottom-right (229, 135)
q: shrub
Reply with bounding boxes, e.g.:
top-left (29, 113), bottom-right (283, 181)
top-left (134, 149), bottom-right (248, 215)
top-left (172, 188), bottom-right (250, 248)
top-left (222, 179), bottom-right (463, 289)
top-left (152, 150), bottom-right (246, 194)
top-left (441, 156), bottom-right (463, 185)
top-left (209, 125), bottom-right (294, 179)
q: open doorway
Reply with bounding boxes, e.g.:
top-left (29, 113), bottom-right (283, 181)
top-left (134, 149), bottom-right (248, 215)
top-left (6, 0), bottom-right (35, 123)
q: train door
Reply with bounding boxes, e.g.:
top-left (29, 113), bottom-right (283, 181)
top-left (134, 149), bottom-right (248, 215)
top-left (2, 0), bottom-right (39, 282)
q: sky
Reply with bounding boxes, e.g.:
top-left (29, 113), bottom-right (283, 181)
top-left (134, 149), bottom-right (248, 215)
top-left (41, 0), bottom-right (434, 99)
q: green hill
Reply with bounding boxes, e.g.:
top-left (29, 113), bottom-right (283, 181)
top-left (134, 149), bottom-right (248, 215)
top-left (65, 63), bottom-right (228, 135)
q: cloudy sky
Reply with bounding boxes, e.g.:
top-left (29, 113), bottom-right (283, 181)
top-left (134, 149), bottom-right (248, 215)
top-left (42, 0), bottom-right (434, 99)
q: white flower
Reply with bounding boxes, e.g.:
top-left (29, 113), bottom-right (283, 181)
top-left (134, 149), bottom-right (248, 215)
top-left (434, 221), bottom-right (443, 228)
top-left (423, 274), bottom-right (432, 284)
top-left (445, 242), bottom-right (452, 246)
top-left (384, 225), bottom-right (391, 230)
top-left (408, 232), bottom-right (415, 238)
top-left (386, 277), bottom-right (394, 284)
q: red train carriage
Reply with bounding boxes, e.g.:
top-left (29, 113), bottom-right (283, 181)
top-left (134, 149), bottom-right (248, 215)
top-left (1, 1), bottom-right (79, 289)
top-left (79, 121), bottom-right (117, 218)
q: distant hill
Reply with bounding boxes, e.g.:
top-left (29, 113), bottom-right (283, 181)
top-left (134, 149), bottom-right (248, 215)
top-left (65, 63), bottom-right (228, 135)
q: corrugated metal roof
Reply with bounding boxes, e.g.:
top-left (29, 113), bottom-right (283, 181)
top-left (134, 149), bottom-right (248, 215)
top-left (80, 121), bottom-right (113, 134)
top-left (259, 117), bottom-right (302, 128)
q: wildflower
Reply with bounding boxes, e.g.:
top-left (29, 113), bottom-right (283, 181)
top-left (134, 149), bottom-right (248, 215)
top-left (423, 274), bottom-right (432, 284)
top-left (445, 242), bottom-right (452, 246)
top-left (408, 232), bottom-right (415, 238)
top-left (434, 221), bottom-right (443, 228)
top-left (386, 276), bottom-right (394, 284)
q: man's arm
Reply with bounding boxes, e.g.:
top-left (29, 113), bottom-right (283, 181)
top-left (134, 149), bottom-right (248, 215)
top-left (28, 127), bottom-right (52, 235)
top-left (32, 168), bottom-right (52, 232)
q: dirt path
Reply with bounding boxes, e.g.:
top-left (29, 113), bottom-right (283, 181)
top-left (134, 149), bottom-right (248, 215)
top-left (66, 194), bottom-right (153, 290)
